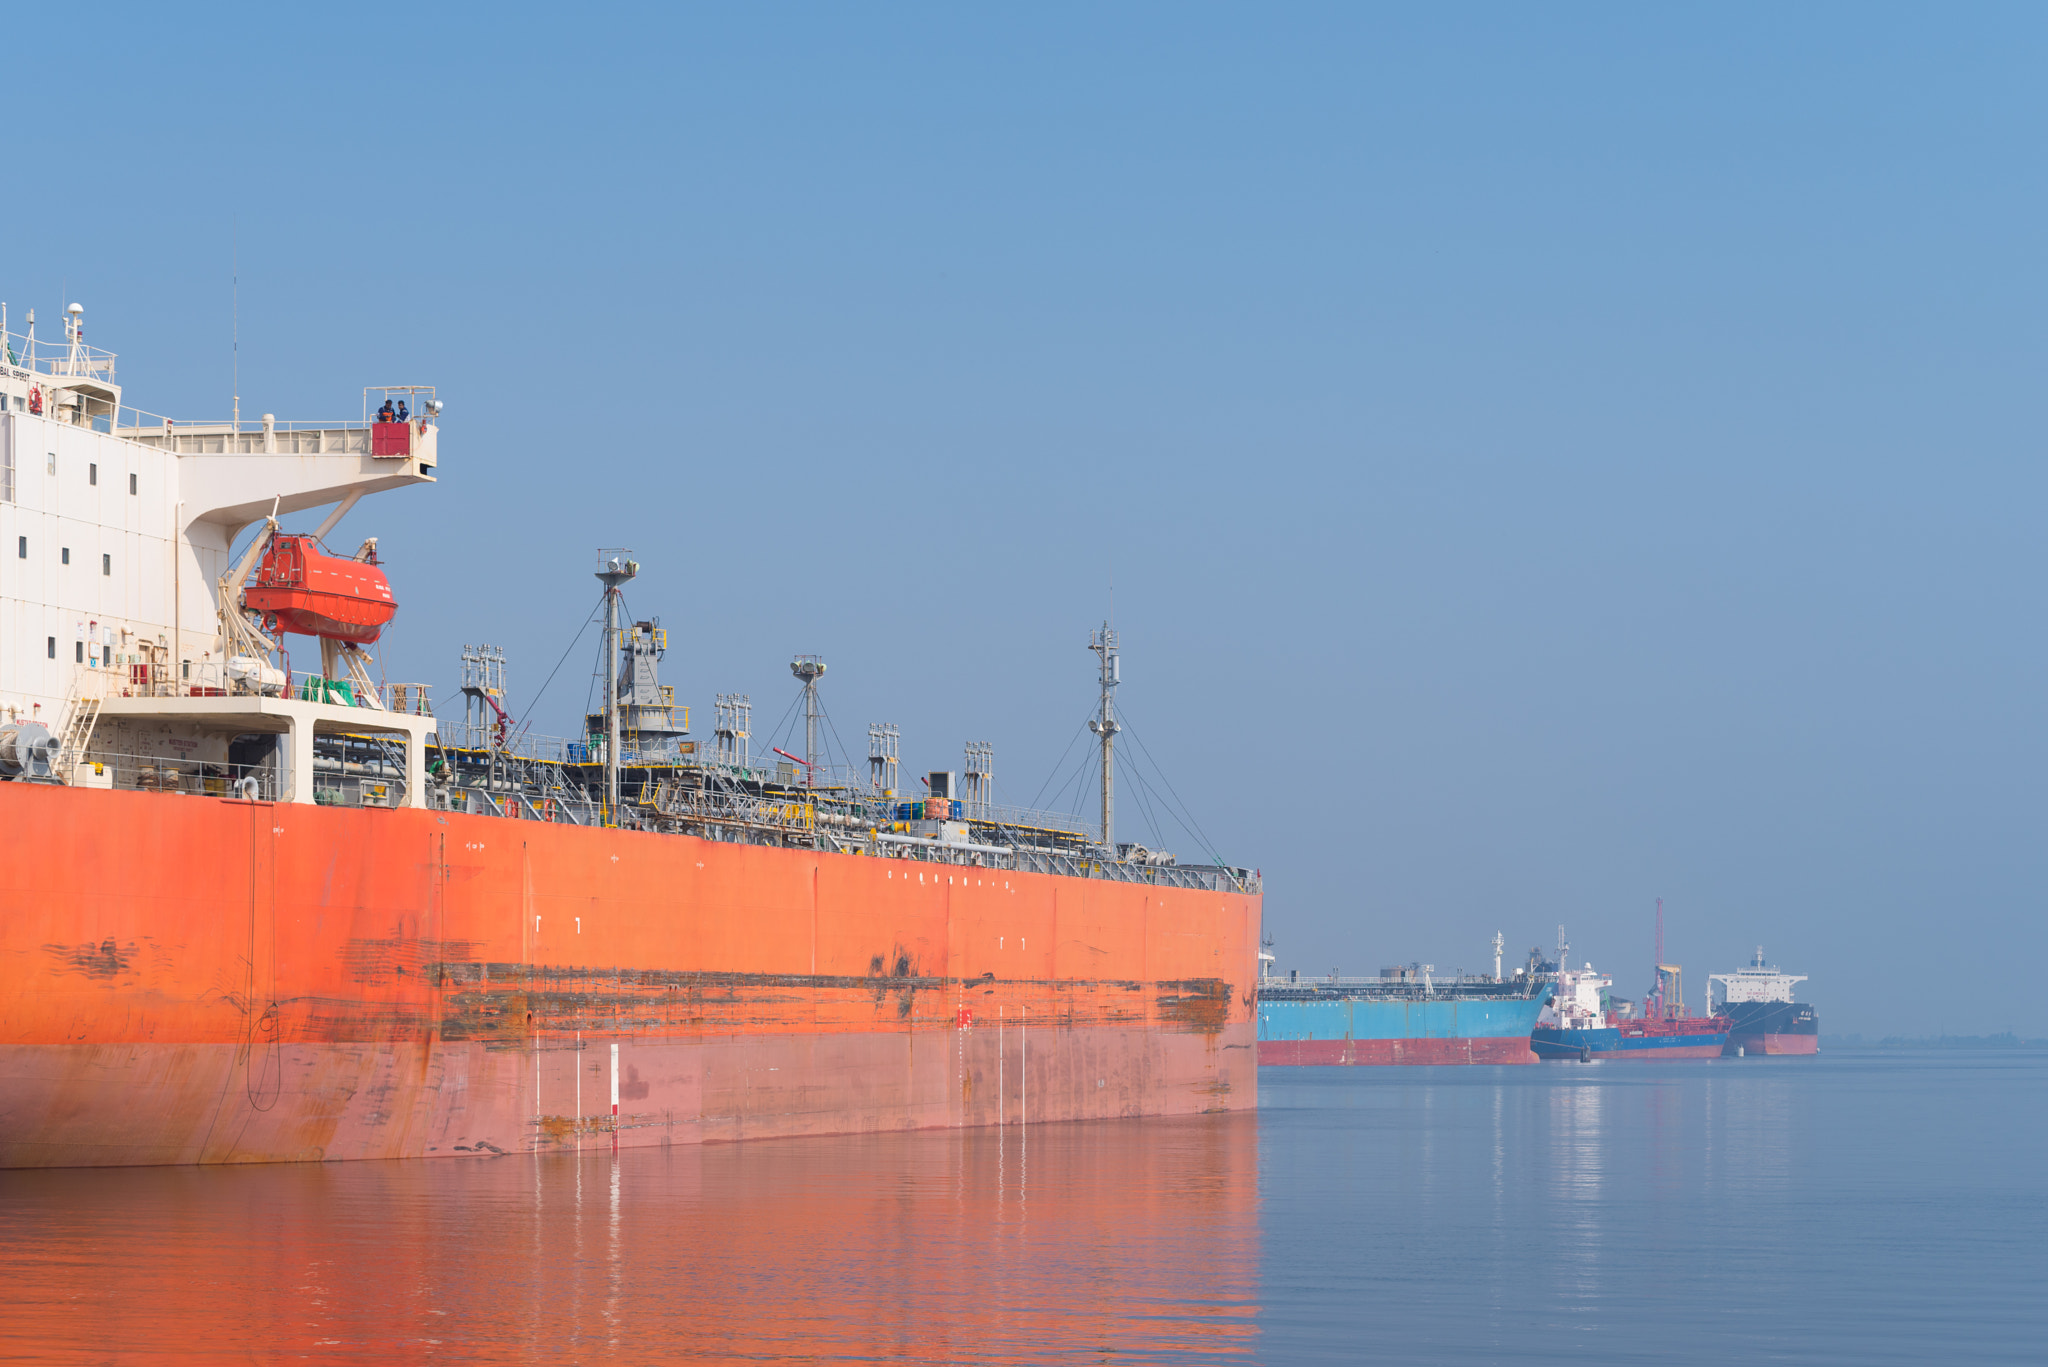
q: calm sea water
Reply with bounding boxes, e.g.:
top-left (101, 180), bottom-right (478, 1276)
top-left (1, 1051), bottom-right (2040, 1363)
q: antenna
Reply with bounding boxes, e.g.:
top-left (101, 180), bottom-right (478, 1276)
top-left (867, 721), bottom-right (899, 795)
top-left (790, 656), bottom-right (826, 789)
top-left (716, 694), bottom-right (753, 769)
top-left (963, 740), bottom-right (993, 819)
top-left (1650, 896), bottom-right (1666, 1020)
top-left (231, 221), bottom-right (239, 435)
top-left (64, 303), bottom-right (84, 375)
top-left (1087, 624), bottom-right (1121, 851)
top-left (594, 549), bottom-right (638, 821)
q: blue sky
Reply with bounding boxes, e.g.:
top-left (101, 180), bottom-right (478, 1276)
top-left (13, 3), bottom-right (2047, 1033)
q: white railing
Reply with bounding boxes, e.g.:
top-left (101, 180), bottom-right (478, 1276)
top-left (1, 328), bottom-right (116, 384)
top-left (115, 405), bottom-right (370, 432)
top-left (70, 659), bottom-right (233, 700)
top-left (446, 726), bottom-right (584, 762)
top-left (982, 803), bottom-right (1094, 835)
top-left (69, 747), bottom-right (281, 801)
top-left (109, 408), bottom-right (381, 455)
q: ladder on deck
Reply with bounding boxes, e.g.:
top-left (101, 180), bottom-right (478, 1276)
top-left (55, 690), bottom-right (102, 778)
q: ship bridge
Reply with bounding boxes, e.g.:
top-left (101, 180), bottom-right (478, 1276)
top-left (2, 307), bottom-right (443, 809)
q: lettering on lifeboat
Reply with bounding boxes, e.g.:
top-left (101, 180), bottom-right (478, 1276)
top-left (241, 534), bottom-right (399, 644)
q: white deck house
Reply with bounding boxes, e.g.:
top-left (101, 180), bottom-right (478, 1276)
top-left (0, 304), bottom-right (440, 805)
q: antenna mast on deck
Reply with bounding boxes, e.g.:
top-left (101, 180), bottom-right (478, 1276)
top-left (868, 722), bottom-right (900, 796)
top-left (963, 741), bottom-right (993, 819)
top-left (1493, 931), bottom-right (1504, 982)
top-left (460, 644), bottom-right (511, 749)
top-left (1088, 624), bottom-right (1120, 850)
top-left (1649, 896), bottom-right (1667, 1019)
top-left (595, 550), bottom-right (638, 822)
top-left (1645, 896), bottom-right (1688, 1019)
top-left (231, 229), bottom-right (239, 437)
top-left (715, 694), bottom-right (752, 768)
top-left (790, 656), bottom-right (826, 789)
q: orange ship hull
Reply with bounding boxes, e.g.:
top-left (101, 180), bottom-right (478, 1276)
top-left (0, 783), bottom-right (1259, 1167)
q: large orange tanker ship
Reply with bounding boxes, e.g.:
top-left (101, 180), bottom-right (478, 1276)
top-left (0, 304), bottom-right (1260, 1167)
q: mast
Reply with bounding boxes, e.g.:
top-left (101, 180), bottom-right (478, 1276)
top-left (596, 551), bottom-right (638, 822)
top-left (790, 656), bottom-right (826, 791)
top-left (1088, 624), bottom-right (1120, 851)
top-left (1652, 896), bottom-right (1666, 1019)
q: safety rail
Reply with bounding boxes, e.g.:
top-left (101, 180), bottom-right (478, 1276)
top-left (641, 776), bottom-right (1257, 891)
top-left (622, 764), bottom-right (1095, 836)
top-left (114, 406), bottom-right (368, 432)
top-left (112, 412), bottom-right (376, 456)
top-left (67, 659), bottom-right (295, 701)
top-left (1, 328), bottom-right (116, 383)
top-left (65, 659), bottom-right (218, 701)
top-left (982, 803), bottom-right (1094, 835)
top-left (384, 682), bottom-right (434, 716)
top-left (650, 779), bottom-right (819, 833)
top-left (438, 785), bottom-right (600, 825)
top-left (66, 747), bottom-right (282, 801)
top-left (1009, 849), bottom-right (1256, 893)
top-left (447, 729), bottom-right (583, 763)
top-left (1260, 976), bottom-right (1541, 996)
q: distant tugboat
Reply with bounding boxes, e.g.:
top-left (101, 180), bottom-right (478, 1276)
top-left (1710, 949), bottom-right (1819, 1056)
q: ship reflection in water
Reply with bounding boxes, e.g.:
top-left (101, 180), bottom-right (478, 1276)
top-left (0, 1113), bottom-right (1258, 1364)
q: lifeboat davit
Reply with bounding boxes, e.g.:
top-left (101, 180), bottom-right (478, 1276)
top-left (242, 534), bottom-right (398, 644)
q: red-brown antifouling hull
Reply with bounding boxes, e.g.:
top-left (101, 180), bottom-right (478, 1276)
top-left (1256, 1037), bottom-right (1536, 1066)
top-left (1730, 1033), bottom-right (1819, 1056)
top-left (0, 784), bottom-right (1259, 1167)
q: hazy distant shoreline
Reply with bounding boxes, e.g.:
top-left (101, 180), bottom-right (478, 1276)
top-left (1823, 1033), bottom-right (2048, 1051)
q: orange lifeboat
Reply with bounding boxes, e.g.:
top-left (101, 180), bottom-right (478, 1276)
top-left (242, 535), bottom-right (398, 644)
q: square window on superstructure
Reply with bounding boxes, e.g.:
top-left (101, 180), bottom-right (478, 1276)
top-left (129, 472), bottom-right (137, 495)
top-left (102, 553), bottom-right (111, 576)
top-left (47, 637), bottom-right (55, 659)
top-left (89, 463), bottom-right (97, 486)
top-left (60, 547), bottom-right (69, 565)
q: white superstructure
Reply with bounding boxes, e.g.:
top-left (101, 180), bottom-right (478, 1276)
top-left (1709, 947), bottom-right (1807, 1007)
top-left (1537, 963), bottom-right (1611, 1031)
top-left (0, 301), bottom-right (441, 803)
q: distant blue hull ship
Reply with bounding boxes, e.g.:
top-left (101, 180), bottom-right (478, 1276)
top-left (1259, 978), bottom-right (1552, 1065)
top-left (1534, 959), bottom-right (1730, 1061)
top-left (1529, 1022), bottom-right (1728, 1060)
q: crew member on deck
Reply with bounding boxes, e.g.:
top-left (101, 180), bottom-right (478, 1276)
top-left (396, 399), bottom-right (409, 422)
top-left (377, 398), bottom-right (395, 423)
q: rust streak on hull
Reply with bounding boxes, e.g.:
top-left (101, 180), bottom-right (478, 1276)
top-left (0, 784), bottom-right (1260, 1167)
